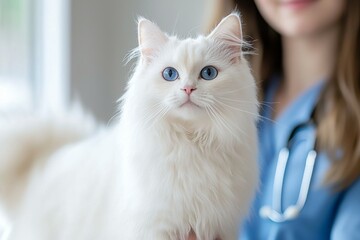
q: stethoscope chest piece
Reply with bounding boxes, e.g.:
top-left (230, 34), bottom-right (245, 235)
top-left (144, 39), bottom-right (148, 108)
top-left (260, 204), bottom-right (300, 222)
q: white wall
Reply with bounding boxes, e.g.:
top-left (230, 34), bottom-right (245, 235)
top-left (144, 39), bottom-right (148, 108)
top-left (70, 0), bottom-right (206, 121)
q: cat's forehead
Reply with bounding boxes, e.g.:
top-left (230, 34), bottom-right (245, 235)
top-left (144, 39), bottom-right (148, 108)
top-left (176, 36), bottom-right (206, 49)
top-left (175, 37), bottom-right (208, 56)
top-left (163, 36), bottom-right (214, 68)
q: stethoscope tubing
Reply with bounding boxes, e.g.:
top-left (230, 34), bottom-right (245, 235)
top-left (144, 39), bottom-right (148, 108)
top-left (260, 118), bottom-right (318, 223)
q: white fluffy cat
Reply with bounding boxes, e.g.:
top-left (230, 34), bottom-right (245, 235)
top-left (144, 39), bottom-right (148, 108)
top-left (0, 13), bottom-right (258, 240)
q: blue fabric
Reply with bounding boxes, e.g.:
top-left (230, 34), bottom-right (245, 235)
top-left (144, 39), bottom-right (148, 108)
top-left (240, 78), bottom-right (360, 240)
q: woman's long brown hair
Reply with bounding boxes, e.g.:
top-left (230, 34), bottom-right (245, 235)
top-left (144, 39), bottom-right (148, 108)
top-left (206, 0), bottom-right (360, 190)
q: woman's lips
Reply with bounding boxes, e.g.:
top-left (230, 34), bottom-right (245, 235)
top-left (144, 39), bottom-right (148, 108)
top-left (281, 0), bottom-right (316, 10)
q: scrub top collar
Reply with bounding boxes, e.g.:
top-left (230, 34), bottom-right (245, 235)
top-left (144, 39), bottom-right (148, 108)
top-left (262, 77), bottom-right (325, 153)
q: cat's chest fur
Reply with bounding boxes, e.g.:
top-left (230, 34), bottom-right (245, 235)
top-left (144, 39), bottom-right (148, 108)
top-left (118, 123), bottom-right (249, 239)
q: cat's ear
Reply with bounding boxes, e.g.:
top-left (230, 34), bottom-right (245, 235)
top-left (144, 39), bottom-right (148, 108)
top-left (138, 17), bottom-right (169, 63)
top-left (207, 13), bottom-right (243, 63)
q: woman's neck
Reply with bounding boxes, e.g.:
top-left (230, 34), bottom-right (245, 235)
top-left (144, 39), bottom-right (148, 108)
top-left (273, 25), bottom-right (340, 118)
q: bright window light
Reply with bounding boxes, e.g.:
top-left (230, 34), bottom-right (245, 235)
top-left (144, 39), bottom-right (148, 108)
top-left (34, 0), bottom-right (69, 112)
top-left (0, 0), bottom-right (32, 111)
top-left (0, 0), bottom-right (69, 112)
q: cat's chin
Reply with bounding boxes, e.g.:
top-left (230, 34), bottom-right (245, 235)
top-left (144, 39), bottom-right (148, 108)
top-left (179, 100), bottom-right (201, 109)
top-left (169, 103), bottom-right (208, 123)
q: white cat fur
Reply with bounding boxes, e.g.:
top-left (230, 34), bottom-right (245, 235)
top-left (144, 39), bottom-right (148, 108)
top-left (0, 13), bottom-right (258, 240)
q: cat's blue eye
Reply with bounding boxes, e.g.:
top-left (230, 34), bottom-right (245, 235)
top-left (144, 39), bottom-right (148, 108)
top-left (162, 67), bottom-right (179, 81)
top-left (200, 66), bottom-right (218, 80)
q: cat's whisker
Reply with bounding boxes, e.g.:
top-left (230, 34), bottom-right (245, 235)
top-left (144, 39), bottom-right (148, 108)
top-left (141, 104), bottom-right (171, 130)
top-left (216, 96), bottom-right (275, 108)
top-left (137, 103), bottom-right (166, 129)
top-left (211, 104), bottom-right (249, 139)
top-left (195, 96), bottom-right (216, 106)
top-left (206, 104), bottom-right (246, 141)
top-left (152, 106), bottom-right (170, 126)
top-left (123, 47), bottom-right (140, 65)
top-left (204, 105), bottom-right (224, 134)
top-left (217, 84), bottom-right (257, 94)
top-left (107, 110), bottom-right (122, 127)
top-left (141, 104), bottom-right (162, 122)
top-left (219, 99), bottom-right (277, 107)
top-left (142, 110), bottom-right (164, 129)
top-left (213, 98), bottom-right (275, 123)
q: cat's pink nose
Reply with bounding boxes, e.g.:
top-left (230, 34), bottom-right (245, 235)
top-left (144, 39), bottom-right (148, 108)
top-left (182, 86), bottom-right (197, 95)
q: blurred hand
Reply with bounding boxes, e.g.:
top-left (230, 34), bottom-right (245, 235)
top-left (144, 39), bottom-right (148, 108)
top-left (187, 231), bottom-right (196, 240)
top-left (187, 231), bottom-right (221, 240)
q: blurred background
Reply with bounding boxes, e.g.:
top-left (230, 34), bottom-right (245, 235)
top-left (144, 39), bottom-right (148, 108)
top-left (0, 0), bottom-right (207, 122)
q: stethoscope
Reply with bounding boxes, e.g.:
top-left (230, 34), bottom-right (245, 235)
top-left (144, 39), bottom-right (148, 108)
top-left (259, 110), bottom-right (318, 223)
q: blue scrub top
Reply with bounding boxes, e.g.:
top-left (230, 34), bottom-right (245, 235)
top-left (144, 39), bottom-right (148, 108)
top-left (241, 78), bottom-right (360, 240)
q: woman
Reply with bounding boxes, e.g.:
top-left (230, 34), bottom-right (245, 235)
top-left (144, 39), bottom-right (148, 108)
top-left (206, 0), bottom-right (360, 239)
